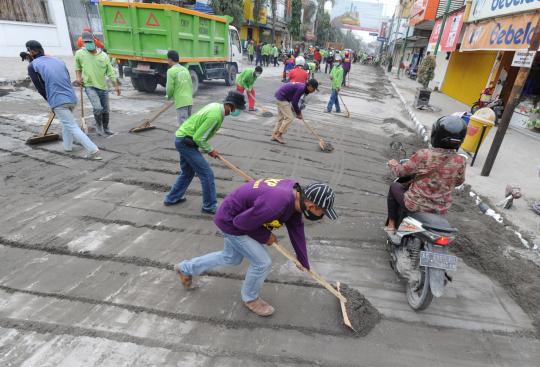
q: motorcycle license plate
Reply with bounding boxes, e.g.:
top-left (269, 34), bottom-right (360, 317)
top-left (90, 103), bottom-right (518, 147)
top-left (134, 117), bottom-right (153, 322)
top-left (420, 251), bottom-right (457, 271)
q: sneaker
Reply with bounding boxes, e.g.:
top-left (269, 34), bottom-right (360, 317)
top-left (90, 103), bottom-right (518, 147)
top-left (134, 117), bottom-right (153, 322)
top-left (243, 297), bottom-right (275, 317)
top-left (248, 108), bottom-right (258, 112)
top-left (274, 135), bottom-right (285, 144)
top-left (201, 207), bottom-right (216, 215)
top-left (336, 110), bottom-right (342, 113)
top-left (163, 198), bottom-right (186, 206)
top-left (104, 128), bottom-right (114, 136)
top-left (174, 264), bottom-right (195, 290)
top-left (324, 110), bottom-right (331, 113)
top-left (85, 150), bottom-right (103, 160)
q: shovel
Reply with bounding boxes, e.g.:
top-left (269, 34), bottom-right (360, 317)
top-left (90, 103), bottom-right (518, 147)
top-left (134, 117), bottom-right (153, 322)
top-left (247, 92), bottom-right (273, 117)
top-left (216, 154), bottom-right (353, 330)
top-left (300, 117), bottom-right (334, 152)
top-left (26, 111), bottom-right (60, 145)
top-left (130, 101), bottom-right (174, 133)
top-left (338, 93), bottom-right (350, 118)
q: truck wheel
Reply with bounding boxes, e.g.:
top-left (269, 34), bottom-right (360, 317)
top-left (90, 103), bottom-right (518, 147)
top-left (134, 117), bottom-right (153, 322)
top-left (140, 76), bottom-right (158, 93)
top-left (189, 69), bottom-right (199, 96)
top-left (225, 65), bottom-right (237, 86)
top-left (131, 77), bottom-right (145, 92)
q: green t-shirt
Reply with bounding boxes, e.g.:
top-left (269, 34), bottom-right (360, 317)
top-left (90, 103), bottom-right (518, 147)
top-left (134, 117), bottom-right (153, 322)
top-left (166, 64), bottom-right (193, 108)
top-left (74, 49), bottom-right (117, 90)
top-left (236, 68), bottom-right (258, 91)
top-left (330, 64), bottom-right (344, 90)
top-left (262, 44), bottom-right (270, 55)
top-left (176, 102), bottom-right (224, 152)
top-left (308, 62), bottom-right (316, 73)
top-left (247, 44), bottom-right (255, 55)
top-left (272, 46), bottom-right (279, 57)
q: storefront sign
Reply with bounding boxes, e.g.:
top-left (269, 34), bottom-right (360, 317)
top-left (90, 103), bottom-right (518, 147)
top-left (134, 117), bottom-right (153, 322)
top-left (469, 0), bottom-right (540, 22)
top-left (427, 10), bottom-right (465, 52)
top-left (409, 0), bottom-right (440, 26)
top-left (461, 12), bottom-right (540, 51)
top-left (511, 50), bottom-right (536, 66)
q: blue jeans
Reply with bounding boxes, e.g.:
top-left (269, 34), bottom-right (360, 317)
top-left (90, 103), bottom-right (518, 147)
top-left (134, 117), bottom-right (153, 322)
top-left (176, 106), bottom-right (192, 126)
top-left (164, 138), bottom-right (217, 211)
top-left (85, 87), bottom-right (109, 115)
top-left (53, 104), bottom-right (98, 154)
top-left (180, 233), bottom-right (272, 302)
top-left (327, 89), bottom-right (341, 112)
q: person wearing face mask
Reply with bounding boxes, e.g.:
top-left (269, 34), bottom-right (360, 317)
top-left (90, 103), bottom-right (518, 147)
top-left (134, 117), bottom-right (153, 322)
top-left (75, 27), bottom-right (105, 50)
top-left (164, 91), bottom-right (246, 214)
top-left (235, 66), bottom-right (263, 112)
top-left (23, 40), bottom-right (102, 160)
top-left (75, 31), bottom-right (120, 136)
top-left (175, 179), bottom-right (337, 316)
top-left (326, 54), bottom-right (343, 113)
top-left (272, 78), bottom-right (318, 144)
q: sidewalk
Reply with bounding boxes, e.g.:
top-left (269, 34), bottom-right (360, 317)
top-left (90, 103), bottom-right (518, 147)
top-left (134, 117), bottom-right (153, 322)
top-left (387, 69), bottom-right (540, 249)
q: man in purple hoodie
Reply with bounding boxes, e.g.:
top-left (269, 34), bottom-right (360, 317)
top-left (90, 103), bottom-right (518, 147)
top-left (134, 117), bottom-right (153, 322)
top-left (175, 179), bottom-right (337, 317)
top-left (272, 79), bottom-right (318, 144)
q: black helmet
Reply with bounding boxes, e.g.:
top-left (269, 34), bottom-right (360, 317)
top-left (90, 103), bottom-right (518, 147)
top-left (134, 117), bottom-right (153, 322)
top-left (223, 91), bottom-right (246, 110)
top-left (431, 116), bottom-right (467, 149)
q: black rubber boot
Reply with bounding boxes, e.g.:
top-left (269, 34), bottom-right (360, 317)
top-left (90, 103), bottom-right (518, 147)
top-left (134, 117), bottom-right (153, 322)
top-left (94, 113), bottom-right (105, 136)
top-left (102, 112), bottom-right (113, 135)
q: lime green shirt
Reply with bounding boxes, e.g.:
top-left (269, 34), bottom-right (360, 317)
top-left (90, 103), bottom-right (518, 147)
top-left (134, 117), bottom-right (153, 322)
top-left (247, 44), bottom-right (255, 55)
top-left (272, 46), bottom-right (279, 57)
top-left (74, 49), bottom-right (116, 90)
top-left (176, 102), bottom-right (224, 152)
top-left (262, 44), bottom-right (270, 56)
top-left (166, 64), bottom-right (193, 108)
top-left (236, 68), bottom-right (258, 91)
top-left (330, 64), bottom-right (344, 90)
top-left (308, 62), bottom-right (316, 73)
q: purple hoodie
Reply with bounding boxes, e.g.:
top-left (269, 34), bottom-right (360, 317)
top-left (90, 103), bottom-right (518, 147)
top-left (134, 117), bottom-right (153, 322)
top-left (275, 82), bottom-right (306, 115)
top-left (214, 179), bottom-right (309, 269)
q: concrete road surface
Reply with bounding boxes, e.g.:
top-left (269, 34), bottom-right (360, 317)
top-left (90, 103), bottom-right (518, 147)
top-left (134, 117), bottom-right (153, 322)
top-left (0, 64), bottom-right (539, 366)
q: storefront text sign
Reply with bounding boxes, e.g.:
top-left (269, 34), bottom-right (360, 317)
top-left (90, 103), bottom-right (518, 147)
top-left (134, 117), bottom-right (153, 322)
top-left (428, 10), bottom-right (465, 52)
top-left (409, 0), bottom-right (440, 26)
top-left (470, 0), bottom-right (540, 22)
top-left (461, 12), bottom-right (540, 51)
top-left (511, 50), bottom-right (536, 67)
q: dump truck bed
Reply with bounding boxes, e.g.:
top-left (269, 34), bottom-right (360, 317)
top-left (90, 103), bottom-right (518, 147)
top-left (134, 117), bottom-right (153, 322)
top-left (100, 1), bottom-right (229, 63)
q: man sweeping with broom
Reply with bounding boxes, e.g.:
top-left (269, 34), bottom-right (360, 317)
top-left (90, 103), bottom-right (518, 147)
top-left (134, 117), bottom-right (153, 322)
top-left (175, 179), bottom-right (338, 316)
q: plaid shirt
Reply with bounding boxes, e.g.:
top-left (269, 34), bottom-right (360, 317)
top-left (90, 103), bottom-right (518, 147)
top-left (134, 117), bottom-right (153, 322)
top-left (389, 148), bottom-right (466, 215)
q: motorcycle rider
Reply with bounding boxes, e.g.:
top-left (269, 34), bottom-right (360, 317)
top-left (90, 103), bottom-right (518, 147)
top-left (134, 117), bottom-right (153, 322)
top-left (385, 116), bottom-right (467, 234)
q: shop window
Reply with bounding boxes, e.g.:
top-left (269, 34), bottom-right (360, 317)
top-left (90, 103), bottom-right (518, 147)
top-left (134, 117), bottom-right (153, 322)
top-left (0, 0), bottom-right (51, 24)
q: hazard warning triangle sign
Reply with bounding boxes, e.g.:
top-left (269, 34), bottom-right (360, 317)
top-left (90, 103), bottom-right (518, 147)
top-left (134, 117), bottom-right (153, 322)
top-left (113, 10), bottom-right (126, 24)
top-left (145, 12), bottom-right (160, 27)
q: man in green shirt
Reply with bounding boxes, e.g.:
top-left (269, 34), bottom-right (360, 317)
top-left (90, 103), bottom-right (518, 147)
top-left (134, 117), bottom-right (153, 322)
top-left (166, 50), bottom-right (193, 126)
top-left (261, 43), bottom-right (270, 67)
top-left (236, 66), bottom-right (262, 111)
top-left (164, 91), bottom-right (246, 214)
top-left (326, 55), bottom-right (344, 113)
top-left (247, 40), bottom-right (255, 64)
top-left (272, 44), bottom-right (279, 67)
top-left (75, 31), bottom-right (120, 136)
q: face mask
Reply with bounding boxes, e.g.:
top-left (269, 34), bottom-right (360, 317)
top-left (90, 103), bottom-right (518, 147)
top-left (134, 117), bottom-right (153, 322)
top-left (230, 109), bottom-right (241, 117)
top-left (254, 73), bottom-right (261, 78)
top-left (85, 42), bottom-right (96, 51)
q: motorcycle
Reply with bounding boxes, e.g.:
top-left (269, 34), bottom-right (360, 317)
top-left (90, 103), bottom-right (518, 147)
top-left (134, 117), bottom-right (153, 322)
top-left (471, 87), bottom-right (504, 125)
top-left (405, 66), bottom-right (417, 80)
top-left (386, 159), bottom-right (459, 310)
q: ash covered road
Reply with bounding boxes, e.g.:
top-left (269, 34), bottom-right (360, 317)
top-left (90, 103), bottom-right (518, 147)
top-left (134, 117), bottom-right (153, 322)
top-left (0, 64), bottom-right (539, 366)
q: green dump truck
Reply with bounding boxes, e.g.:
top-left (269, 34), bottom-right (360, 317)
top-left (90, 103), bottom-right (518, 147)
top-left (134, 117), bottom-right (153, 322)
top-left (99, 1), bottom-right (242, 94)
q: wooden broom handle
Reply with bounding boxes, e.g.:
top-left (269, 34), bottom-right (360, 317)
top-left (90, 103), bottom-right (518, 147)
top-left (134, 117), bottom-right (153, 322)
top-left (272, 242), bottom-right (347, 303)
top-left (217, 155), bottom-right (254, 182)
top-left (148, 101), bottom-right (174, 124)
top-left (301, 117), bottom-right (324, 141)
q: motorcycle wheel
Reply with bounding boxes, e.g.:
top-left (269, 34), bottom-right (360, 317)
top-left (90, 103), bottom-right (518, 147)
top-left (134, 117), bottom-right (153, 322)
top-left (406, 266), bottom-right (433, 310)
top-left (470, 102), bottom-right (481, 114)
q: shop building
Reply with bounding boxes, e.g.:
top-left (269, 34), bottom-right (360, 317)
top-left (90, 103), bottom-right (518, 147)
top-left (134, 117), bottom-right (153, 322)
top-left (240, 0), bottom-right (290, 47)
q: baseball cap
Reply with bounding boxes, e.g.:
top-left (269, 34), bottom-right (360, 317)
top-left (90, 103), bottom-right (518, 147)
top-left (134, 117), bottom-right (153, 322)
top-left (303, 183), bottom-right (338, 220)
top-left (306, 78), bottom-right (319, 91)
top-left (81, 31), bottom-right (93, 42)
top-left (223, 91), bottom-right (246, 110)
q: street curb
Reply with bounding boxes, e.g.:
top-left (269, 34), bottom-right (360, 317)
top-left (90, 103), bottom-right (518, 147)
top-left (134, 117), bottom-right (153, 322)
top-left (388, 78), bottom-right (430, 145)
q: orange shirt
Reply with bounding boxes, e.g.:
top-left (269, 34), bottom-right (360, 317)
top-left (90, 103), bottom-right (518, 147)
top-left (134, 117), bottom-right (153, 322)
top-left (288, 67), bottom-right (308, 83)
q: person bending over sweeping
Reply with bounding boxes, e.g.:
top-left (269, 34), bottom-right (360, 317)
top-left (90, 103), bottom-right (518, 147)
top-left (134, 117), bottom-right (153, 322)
top-left (272, 79), bottom-right (318, 144)
top-left (163, 91), bottom-right (246, 214)
top-left (326, 55), bottom-right (344, 113)
top-left (236, 66), bottom-right (262, 112)
top-left (175, 179), bottom-right (338, 316)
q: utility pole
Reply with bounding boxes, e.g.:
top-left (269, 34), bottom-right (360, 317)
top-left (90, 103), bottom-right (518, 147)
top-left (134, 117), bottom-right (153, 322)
top-left (433, 0), bottom-right (452, 56)
top-left (387, 2), bottom-right (403, 72)
top-left (481, 17), bottom-right (540, 176)
top-left (382, 12), bottom-right (396, 61)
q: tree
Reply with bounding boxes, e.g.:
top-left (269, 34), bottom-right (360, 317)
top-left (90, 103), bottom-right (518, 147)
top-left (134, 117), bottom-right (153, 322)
top-left (289, 0), bottom-right (302, 41)
top-left (315, 11), bottom-right (332, 46)
top-left (209, 0), bottom-right (244, 30)
top-left (417, 55), bottom-right (436, 89)
top-left (301, 0), bottom-right (317, 40)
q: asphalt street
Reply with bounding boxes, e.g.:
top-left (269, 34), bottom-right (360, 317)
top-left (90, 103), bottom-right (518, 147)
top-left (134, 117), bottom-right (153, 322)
top-left (0, 64), bottom-right (539, 366)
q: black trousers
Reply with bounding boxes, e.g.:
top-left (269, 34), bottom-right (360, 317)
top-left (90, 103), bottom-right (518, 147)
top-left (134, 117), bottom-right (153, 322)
top-left (387, 182), bottom-right (407, 222)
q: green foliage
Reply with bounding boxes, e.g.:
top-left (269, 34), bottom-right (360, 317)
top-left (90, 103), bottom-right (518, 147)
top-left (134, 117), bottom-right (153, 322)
top-left (526, 107), bottom-right (540, 129)
top-left (417, 55), bottom-right (436, 89)
top-left (315, 12), bottom-right (333, 45)
top-left (209, 0), bottom-right (244, 29)
top-left (289, 0), bottom-right (302, 41)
